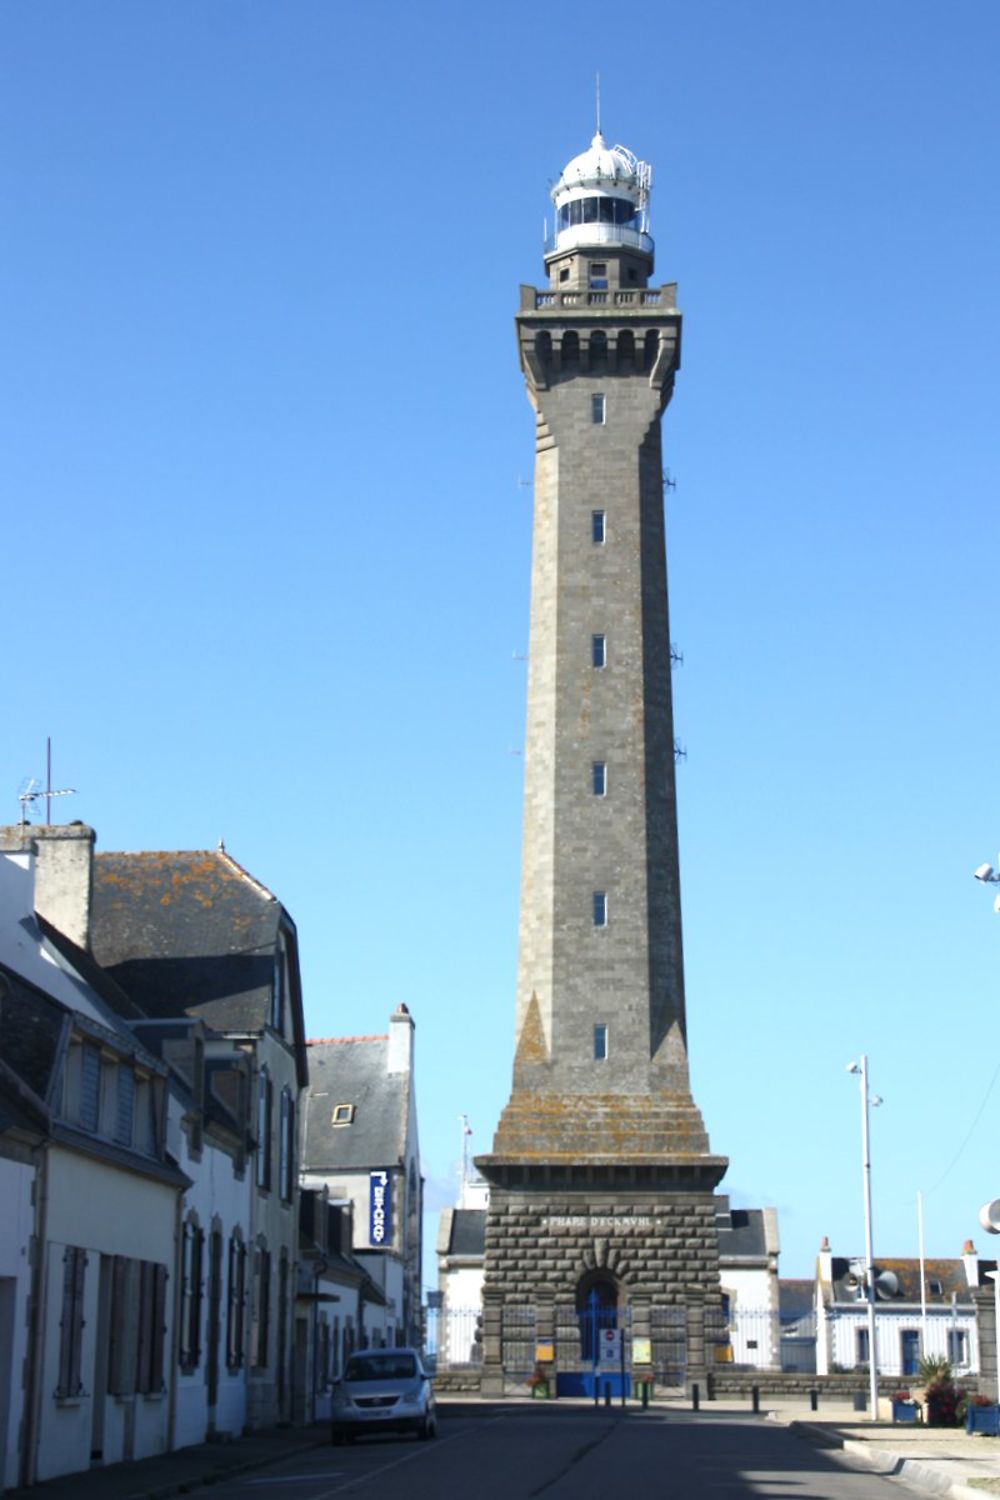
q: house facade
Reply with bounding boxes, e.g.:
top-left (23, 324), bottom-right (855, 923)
top-left (89, 844), bottom-right (309, 1431)
top-left (300, 1007), bottom-right (422, 1349)
top-left (815, 1238), bottom-right (982, 1377)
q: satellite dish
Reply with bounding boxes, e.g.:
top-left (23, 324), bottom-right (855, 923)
top-left (979, 1200), bottom-right (1000, 1235)
top-left (875, 1270), bottom-right (899, 1300)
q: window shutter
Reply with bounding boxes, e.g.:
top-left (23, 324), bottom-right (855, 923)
top-left (115, 1067), bottom-right (135, 1146)
top-left (136, 1261), bottom-right (154, 1393)
top-left (151, 1264), bottom-right (167, 1391)
top-left (80, 1046), bottom-right (101, 1132)
top-left (191, 1230), bottom-right (204, 1365)
top-left (58, 1246), bottom-right (87, 1395)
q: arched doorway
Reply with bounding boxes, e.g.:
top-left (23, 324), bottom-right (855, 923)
top-left (576, 1275), bottom-right (618, 1364)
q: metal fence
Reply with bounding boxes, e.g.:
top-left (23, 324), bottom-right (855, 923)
top-left (424, 1302), bottom-right (817, 1377)
top-left (707, 1306), bottom-right (817, 1373)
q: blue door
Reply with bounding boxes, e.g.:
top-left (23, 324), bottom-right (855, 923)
top-left (555, 1282), bottom-right (631, 1398)
top-left (901, 1330), bottom-right (920, 1376)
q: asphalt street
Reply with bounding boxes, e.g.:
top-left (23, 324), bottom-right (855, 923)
top-left (186, 1408), bottom-right (928, 1499)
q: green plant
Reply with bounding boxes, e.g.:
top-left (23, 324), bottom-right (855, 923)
top-left (918, 1355), bottom-right (953, 1387)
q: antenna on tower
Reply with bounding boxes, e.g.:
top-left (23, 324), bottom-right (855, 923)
top-left (595, 72), bottom-right (601, 135)
top-left (459, 1115), bottom-right (473, 1193)
top-left (673, 739), bottom-right (687, 763)
top-left (670, 644), bottom-right (684, 668)
top-left (663, 470), bottom-right (677, 492)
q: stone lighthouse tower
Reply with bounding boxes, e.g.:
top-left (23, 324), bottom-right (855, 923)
top-left (476, 130), bottom-right (727, 1395)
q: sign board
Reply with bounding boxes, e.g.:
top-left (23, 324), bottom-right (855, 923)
top-left (597, 1328), bottom-right (622, 1367)
top-left (368, 1169), bottom-right (391, 1246)
top-left (535, 1342), bottom-right (555, 1363)
top-left (632, 1337), bottom-right (652, 1365)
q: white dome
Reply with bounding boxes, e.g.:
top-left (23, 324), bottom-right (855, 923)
top-left (553, 132), bottom-right (642, 200)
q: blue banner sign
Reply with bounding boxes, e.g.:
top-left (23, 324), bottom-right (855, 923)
top-left (369, 1170), bottom-right (391, 1246)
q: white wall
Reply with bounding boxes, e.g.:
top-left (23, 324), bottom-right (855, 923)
top-left (35, 1146), bottom-right (178, 1481)
top-left (170, 1087), bottom-right (251, 1450)
top-left (0, 1157), bottom-right (35, 1489)
top-left (822, 1306), bottom-right (978, 1376)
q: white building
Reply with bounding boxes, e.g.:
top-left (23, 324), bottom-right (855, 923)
top-left (301, 1008), bottom-right (423, 1350)
top-left (0, 825), bottom-right (185, 1485)
top-left (815, 1237), bottom-right (982, 1377)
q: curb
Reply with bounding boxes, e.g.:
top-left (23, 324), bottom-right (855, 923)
top-left (789, 1420), bottom-right (995, 1500)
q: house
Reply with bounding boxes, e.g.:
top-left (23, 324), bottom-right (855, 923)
top-left (88, 843), bottom-right (309, 1430)
top-left (714, 1198), bottom-right (781, 1368)
top-left (295, 1185), bottom-right (386, 1423)
top-left (0, 826), bottom-right (187, 1485)
top-left (300, 1008), bottom-right (422, 1348)
top-left (815, 1236), bottom-right (982, 1376)
top-left (434, 1174), bottom-right (488, 1368)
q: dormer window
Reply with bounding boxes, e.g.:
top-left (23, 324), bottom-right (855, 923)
top-left (331, 1103), bottom-right (355, 1127)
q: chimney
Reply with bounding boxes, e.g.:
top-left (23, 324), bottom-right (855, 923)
top-left (817, 1234), bottom-right (833, 1288)
top-left (31, 823), bottom-right (96, 950)
top-left (387, 1002), bottom-right (415, 1075)
top-left (963, 1238), bottom-right (980, 1287)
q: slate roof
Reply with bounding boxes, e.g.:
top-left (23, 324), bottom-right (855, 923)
top-left (0, 963), bottom-right (67, 1103)
top-left (91, 849), bottom-right (290, 1035)
top-left (779, 1279), bottom-right (815, 1321)
top-left (716, 1207), bottom-right (768, 1260)
top-left (827, 1256), bottom-right (976, 1305)
top-left (302, 1036), bottom-right (409, 1172)
top-left (447, 1209), bottom-right (487, 1258)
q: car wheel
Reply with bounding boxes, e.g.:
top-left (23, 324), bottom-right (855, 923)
top-left (417, 1414), bottom-right (436, 1441)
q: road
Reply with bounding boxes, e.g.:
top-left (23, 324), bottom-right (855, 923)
top-left (193, 1405), bottom-right (926, 1498)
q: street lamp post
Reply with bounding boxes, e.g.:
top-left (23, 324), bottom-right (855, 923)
top-left (847, 1056), bottom-right (882, 1421)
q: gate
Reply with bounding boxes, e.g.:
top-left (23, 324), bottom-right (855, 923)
top-left (651, 1305), bottom-right (687, 1389)
top-left (556, 1286), bottom-right (632, 1398)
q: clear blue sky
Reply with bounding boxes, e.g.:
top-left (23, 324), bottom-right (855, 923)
top-left (5, 1), bottom-right (1000, 1285)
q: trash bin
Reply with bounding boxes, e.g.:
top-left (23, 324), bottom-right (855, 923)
top-left (852, 1391), bottom-right (867, 1412)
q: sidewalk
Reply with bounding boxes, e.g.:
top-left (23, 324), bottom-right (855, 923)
top-left (4, 1424), bottom-right (329, 1500)
top-left (754, 1396), bottom-right (1000, 1499)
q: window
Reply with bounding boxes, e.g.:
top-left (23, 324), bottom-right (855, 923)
top-left (592, 761), bottom-right (607, 797)
top-left (593, 891), bottom-right (608, 928)
top-left (593, 1024), bottom-right (608, 1061)
top-left (179, 1219), bottom-right (204, 1369)
top-left (591, 634), bottom-right (606, 669)
top-left (331, 1103), bottom-right (355, 1126)
top-left (256, 1067), bottom-right (273, 1190)
top-left (948, 1328), bottom-right (968, 1365)
top-left (226, 1232), bottom-right (247, 1369)
top-left (253, 1244), bottom-right (271, 1369)
top-left (57, 1246), bottom-right (87, 1397)
top-left (279, 1088), bottom-right (295, 1204)
top-left (589, 263), bottom-right (608, 290)
top-left (591, 509), bottom-right (606, 545)
top-left (928, 1279), bottom-right (943, 1296)
top-left (591, 393), bottom-right (606, 425)
top-left (900, 1329), bottom-right (920, 1377)
top-left (855, 1327), bottom-right (870, 1365)
top-left (559, 266), bottom-right (569, 284)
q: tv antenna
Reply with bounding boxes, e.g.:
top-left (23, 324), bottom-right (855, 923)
top-left (18, 738), bottom-right (76, 824)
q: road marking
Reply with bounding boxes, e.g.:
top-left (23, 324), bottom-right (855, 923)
top-left (244, 1475), bottom-right (346, 1485)
top-left (308, 1418), bottom-right (506, 1497)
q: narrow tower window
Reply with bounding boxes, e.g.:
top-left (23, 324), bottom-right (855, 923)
top-left (592, 761), bottom-right (607, 796)
top-left (594, 1024), bottom-right (608, 1060)
top-left (591, 634), bottom-right (606, 669)
top-left (591, 509), bottom-right (606, 545)
top-left (593, 891), bottom-right (608, 928)
top-left (591, 393), bottom-right (606, 425)
top-left (589, 263), bottom-right (608, 290)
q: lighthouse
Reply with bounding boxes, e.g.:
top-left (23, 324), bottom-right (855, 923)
top-left (476, 129), bottom-right (727, 1396)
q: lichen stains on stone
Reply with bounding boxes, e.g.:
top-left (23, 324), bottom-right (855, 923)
top-left (514, 993), bottom-right (549, 1069)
